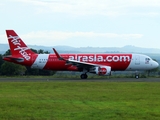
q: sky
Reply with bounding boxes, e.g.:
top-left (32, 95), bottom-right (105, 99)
top-left (0, 0), bottom-right (160, 48)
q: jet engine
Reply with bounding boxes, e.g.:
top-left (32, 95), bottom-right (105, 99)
top-left (93, 66), bottom-right (111, 76)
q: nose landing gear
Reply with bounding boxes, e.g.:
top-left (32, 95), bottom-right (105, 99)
top-left (135, 71), bottom-right (139, 79)
top-left (135, 75), bottom-right (139, 79)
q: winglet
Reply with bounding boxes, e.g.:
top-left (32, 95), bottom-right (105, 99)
top-left (53, 48), bottom-right (66, 61)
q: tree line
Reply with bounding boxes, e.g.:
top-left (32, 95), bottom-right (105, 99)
top-left (0, 49), bottom-right (56, 76)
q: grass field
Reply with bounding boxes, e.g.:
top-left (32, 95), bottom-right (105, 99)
top-left (0, 81), bottom-right (160, 120)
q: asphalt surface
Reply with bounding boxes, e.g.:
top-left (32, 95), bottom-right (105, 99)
top-left (0, 77), bottom-right (160, 82)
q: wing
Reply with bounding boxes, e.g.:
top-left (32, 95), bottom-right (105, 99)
top-left (53, 48), bottom-right (100, 70)
top-left (66, 59), bottom-right (100, 69)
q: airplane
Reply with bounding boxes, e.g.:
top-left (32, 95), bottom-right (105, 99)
top-left (3, 30), bottom-right (159, 79)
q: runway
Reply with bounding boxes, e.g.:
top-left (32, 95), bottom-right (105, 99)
top-left (0, 77), bottom-right (160, 82)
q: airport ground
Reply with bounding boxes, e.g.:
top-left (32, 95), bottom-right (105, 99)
top-left (0, 77), bottom-right (160, 82)
top-left (0, 77), bottom-right (160, 120)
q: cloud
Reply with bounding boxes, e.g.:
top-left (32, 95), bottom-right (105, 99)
top-left (136, 12), bottom-right (160, 17)
top-left (0, 34), bottom-right (6, 43)
top-left (0, 30), bottom-right (142, 44)
top-left (13, 0), bottom-right (160, 17)
top-left (0, 30), bottom-right (139, 47)
top-left (0, 31), bottom-right (144, 47)
top-left (21, 31), bottom-right (143, 41)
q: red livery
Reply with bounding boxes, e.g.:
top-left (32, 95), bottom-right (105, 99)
top-left (3, 30), bottom-right (159, 79)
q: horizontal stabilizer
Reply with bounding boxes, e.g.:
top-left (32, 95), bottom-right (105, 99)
top-left (3, 56), bottom-right (24, 62)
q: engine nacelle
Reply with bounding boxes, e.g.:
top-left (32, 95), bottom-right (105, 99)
top-left (95, 66), bottom-right (111, 76)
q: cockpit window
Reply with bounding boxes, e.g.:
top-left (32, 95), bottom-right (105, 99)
top-left (145, 58), bottom-right (150, 61)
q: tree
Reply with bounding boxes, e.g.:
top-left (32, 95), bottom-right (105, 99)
top-left (44, 51), bottom-right (50, 54)
top-left (31, 48), bottom-right (38, 53)
top-left (0, 54), bottom-right (4, 75)
top-left (38, 49), bottom-right (44, 54)
top-left (0, 54), bottom-right (3, 65)
top-left (1, 61), bottom-right (26, 76)
top-left (16, 65), bottom-right (27, 75)
top-left (3, 49), bottom-right (11, 56)
top-left (37, 49), bottom-right (50, 54)
top-left (1, 49), bottom-right (27, 75)
top-left (25, 66), bottom-right (39, 75)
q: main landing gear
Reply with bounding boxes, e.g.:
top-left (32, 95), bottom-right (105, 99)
top-left (80, 69), bottom-right (88, 79)
top-left (80, 74), bottom-right (88, 79)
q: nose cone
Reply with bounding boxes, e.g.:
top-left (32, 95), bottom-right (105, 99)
top-left (153, 61), bottom-right (159, 69)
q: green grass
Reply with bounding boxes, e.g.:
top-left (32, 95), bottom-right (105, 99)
top-left (0, 81), bottom-right (160, 120)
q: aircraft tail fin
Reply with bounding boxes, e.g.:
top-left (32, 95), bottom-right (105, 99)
top-left (6, 30), bottom-right (36, 61)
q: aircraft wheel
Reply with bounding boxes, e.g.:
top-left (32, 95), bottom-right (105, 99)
top-left (80, 74), bottom-right (88, 79)
top-left (135, 75), bottom-right (139, 79)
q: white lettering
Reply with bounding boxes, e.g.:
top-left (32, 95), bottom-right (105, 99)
top-left (69, 56), bottom-right (74, 60)
top-left (9, 35), bottom-right (21, 45)
top-left (82, 56), bottom-right (88, 62)
top-left (14, 46), bottom-right (30, 60)
top-left (94, 54), bottom-right (96, 61)
top-left (120, 56), bottom-right (130, 62)
top-left (9, 35), bottom-right (31, 61)
top-left (106, 56), bottom-right (112, 62)
top-left (68, 55), bottom-right (131, 62)
top-left (89, 56), bottom-right (94, 62)
top-left (112, 56), bottom-right (119, 62)
top-left (97, 56), bottom-right (103, 62)
top-left (77, 56), bottom-right (82, 61)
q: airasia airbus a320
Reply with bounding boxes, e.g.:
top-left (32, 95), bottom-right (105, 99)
top-left (3, 30), bottom-right (159, 79)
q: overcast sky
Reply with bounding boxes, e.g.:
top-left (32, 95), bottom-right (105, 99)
top-left (0, 0), bottom-right (160, 48)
